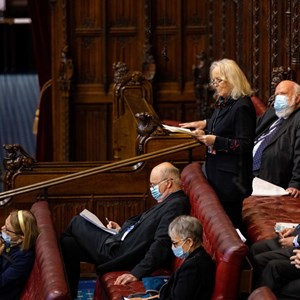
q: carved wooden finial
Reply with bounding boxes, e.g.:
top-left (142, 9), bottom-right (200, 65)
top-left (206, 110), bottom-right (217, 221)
top-left (2, 144), bottom-right (36, 190)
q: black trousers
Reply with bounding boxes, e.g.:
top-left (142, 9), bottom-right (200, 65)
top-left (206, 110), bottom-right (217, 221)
top-left (60, 216), bottom-right (114, 299)
top-left (250, 237), bottom-right (300, 299)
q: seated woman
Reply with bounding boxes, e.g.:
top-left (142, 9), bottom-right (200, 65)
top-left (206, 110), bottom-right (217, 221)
top-left (159, 215), bottom-right (215, 300)
top-left (0, 210), bottom-right (39, 300)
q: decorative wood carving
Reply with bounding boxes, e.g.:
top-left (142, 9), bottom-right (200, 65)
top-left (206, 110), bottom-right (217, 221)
top-left (291, 0), bottom-right (300, 65)
top-left (135, 112), bottom-right (167, 153)
top-left (192, 52), bottom-right (213, 120)
top-left (252, 0), bottom-right (260, 95)
top-left (2, 144), bottom-right (36, 190)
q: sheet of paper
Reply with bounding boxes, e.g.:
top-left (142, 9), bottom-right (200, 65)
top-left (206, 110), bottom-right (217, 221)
top-left (80, 209), bottom-right (117, 235)
top-left (162, 124), bottom-right (196, 136)
top-left (251, 177), bottom-right (289, 196)
top-left (236, 228), bottom-right (247, 243)
top-left (274, 222), bottom-right (299, 233)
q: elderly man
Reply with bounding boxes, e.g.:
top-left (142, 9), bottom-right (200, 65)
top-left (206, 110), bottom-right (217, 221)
top-left (253, 80), bottom-right (300, 197)
top-left (60, 162), bottom-right (190, 299)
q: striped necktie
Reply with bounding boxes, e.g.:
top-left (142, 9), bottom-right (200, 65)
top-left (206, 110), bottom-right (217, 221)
top-left (253, 118), bottom-right (283, 171)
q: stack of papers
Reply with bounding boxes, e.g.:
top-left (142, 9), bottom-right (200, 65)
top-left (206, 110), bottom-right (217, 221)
top-left (80, 209), bottom-right (118, 235)
top-left (162, 124), bottom-right (196, 136)
top-left (251, 177), bottom-right (289, 196)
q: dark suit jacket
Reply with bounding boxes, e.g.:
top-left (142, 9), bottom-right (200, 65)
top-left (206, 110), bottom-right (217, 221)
top-left (97, 190), bottom-right (190, 279)
top-left (159, 247), bottom-right (215, 300)
top-left (255, 107), bottom-right (300, 189)
top-left (205, 96), bottom-right (256, 201)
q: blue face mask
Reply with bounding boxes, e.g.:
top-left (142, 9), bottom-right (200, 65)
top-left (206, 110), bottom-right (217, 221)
top-left (150, 185), bottom-right (162, 201)
top-left (274, 95), bottom-right (289, 112)
top-left (172, 241), bottom-right (189, 259)
top-left (1, 231), bottom-right (11, 246)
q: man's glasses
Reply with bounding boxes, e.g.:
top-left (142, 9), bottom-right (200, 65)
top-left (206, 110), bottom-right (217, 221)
top-left (210, 78), bottom-right (224, 86)
top-left (149, 178), bottom-right (173, 189)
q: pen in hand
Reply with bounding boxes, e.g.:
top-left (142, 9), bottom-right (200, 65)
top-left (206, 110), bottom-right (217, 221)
top-left (106, 217), bottom-right (110, 224)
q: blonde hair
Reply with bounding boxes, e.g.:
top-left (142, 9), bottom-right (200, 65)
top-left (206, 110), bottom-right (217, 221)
top-left (210, 58), bottom-right (253, 99)
top-left (10, 210), bottom-right (39, 251)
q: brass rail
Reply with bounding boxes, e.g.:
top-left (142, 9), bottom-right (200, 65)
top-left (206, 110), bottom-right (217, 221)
top-left (0, 140), bottom-right (200, 201)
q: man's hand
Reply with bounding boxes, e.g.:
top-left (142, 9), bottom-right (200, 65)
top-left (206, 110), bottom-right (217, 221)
top-left (107, 221), bottom-right (121, 232)
top-left (114, 273), bottom-right (138, 285)
top-left (286, 187), bottom-right (300, 198)
top-left (290, 249), bottom-right (300, 268)
top-left (278, 236), bottom-right (294, 248)
top-left (279, 227), bottom-right (295, 238)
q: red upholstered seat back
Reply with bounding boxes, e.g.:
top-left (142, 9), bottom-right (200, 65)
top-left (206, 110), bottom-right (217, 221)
top-left (181, 162), bottom-right (249, 300)
top-left (251, 96), bottom-right (267, 116)
top-left (20, 201), bottom-right (70, 300)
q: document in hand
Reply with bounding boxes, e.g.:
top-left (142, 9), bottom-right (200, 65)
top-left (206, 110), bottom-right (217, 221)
top-left (251, 177), bottom-right (289, 196)
top-left (274, 222), bottom-right (299, 233)
top-left (80, 209), bottom-right (118, 235)
top-left (162, 124), bottom-right (196, 136)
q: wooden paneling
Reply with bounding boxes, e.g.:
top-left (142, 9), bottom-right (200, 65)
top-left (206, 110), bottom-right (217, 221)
top-left (49, 0), bottom-right (300, 161)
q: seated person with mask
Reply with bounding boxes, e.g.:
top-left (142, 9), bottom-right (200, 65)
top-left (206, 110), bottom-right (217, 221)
top-left (60, 162), bottom-right (190, 299)
top-left (252, 80), bottom-right (300, 198)
top-left (159, 215), bottom-right (215, 300)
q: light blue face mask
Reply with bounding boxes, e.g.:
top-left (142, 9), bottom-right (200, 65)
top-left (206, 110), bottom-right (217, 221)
top-left (171, 240), bottom-right (189, 259)
top-left (274, 95), bottom-right (289, 112)
top-left (150, 185), bottom-right (162, 201)
top-left (1, 231), bottom-right (11, 245)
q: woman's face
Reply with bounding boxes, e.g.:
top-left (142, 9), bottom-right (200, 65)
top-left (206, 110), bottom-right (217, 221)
top-left (1, 215), bottom-right (22, 244)
top-left (211, 67), bottom-right (232, 98)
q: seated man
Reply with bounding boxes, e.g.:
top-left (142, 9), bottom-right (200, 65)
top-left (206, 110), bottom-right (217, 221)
top-left (250, 224), bottom-right (300, 299)
top-left (252, 80), bottom-right (300, 197)
top-left (60, 162), bottom-right (190, 299)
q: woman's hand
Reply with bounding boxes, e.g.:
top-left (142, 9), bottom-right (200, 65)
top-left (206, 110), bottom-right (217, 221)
top-left (179, 120), bottom-right (206, 130)
top-left (195, 134), bottom-right (216, 147)
top-left (0, 240), bottom-right (5, 255)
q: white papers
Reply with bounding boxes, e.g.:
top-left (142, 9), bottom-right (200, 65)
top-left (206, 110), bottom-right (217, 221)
top-left (236, 228), bottom-right (247, 243)
top-left (251, 177), bottom-right (289, 196)
top-left (80, 209), bottom-right (118, 235)
top-left (274, 222), bottom-right (299, 233)
top-left (162, 124), bottom-right (196, 136)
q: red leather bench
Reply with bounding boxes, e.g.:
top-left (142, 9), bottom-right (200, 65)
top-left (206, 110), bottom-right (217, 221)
top-left (243, 195), bottom-right (300, 244)
top-left (248, 287), bottom-right (277, 300)
top-left (93, 162), bottom-right (249, 300)
top-left (20, 201), bottom-right (70, 300)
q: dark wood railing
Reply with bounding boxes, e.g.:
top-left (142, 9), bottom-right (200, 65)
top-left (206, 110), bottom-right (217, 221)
top-left (0, 140), bottom-right (200, 206)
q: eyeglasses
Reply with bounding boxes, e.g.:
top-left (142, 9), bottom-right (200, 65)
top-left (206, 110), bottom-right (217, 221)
top-left (171, 238), bottom-right (187, 248)
top-left (2, 225), bottom-right (17, 234)
top-left (210, 78), bottom-right (224, 86)
top-left (149, 178), bottom-right (169, 189)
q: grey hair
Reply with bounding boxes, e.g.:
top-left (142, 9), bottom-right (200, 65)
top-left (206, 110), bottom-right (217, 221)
top-left (168, 215), bottom-right (203, 244)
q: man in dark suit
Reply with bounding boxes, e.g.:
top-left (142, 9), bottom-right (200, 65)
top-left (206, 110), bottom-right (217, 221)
top-left (60, 162), bottom-right (190, 299)
top-left (250, 224), bottom-right (300, 299)
top-left (253, 80), bottom-right (300, 197)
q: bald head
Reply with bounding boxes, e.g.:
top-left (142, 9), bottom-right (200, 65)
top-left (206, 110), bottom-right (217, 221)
top-left (274, 80), bottom-right (300, 117)
top-left (149, 162), bottom-right (182, 202)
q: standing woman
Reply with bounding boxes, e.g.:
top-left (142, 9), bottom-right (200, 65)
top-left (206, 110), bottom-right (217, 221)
top-left (0, 210), bottom-right (39, 300)
top-left (180, 58), bottom-right (256, 228)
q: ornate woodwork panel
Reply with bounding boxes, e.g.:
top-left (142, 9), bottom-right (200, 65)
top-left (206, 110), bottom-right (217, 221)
top-left (49, 0), bottom-right (300, 161)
